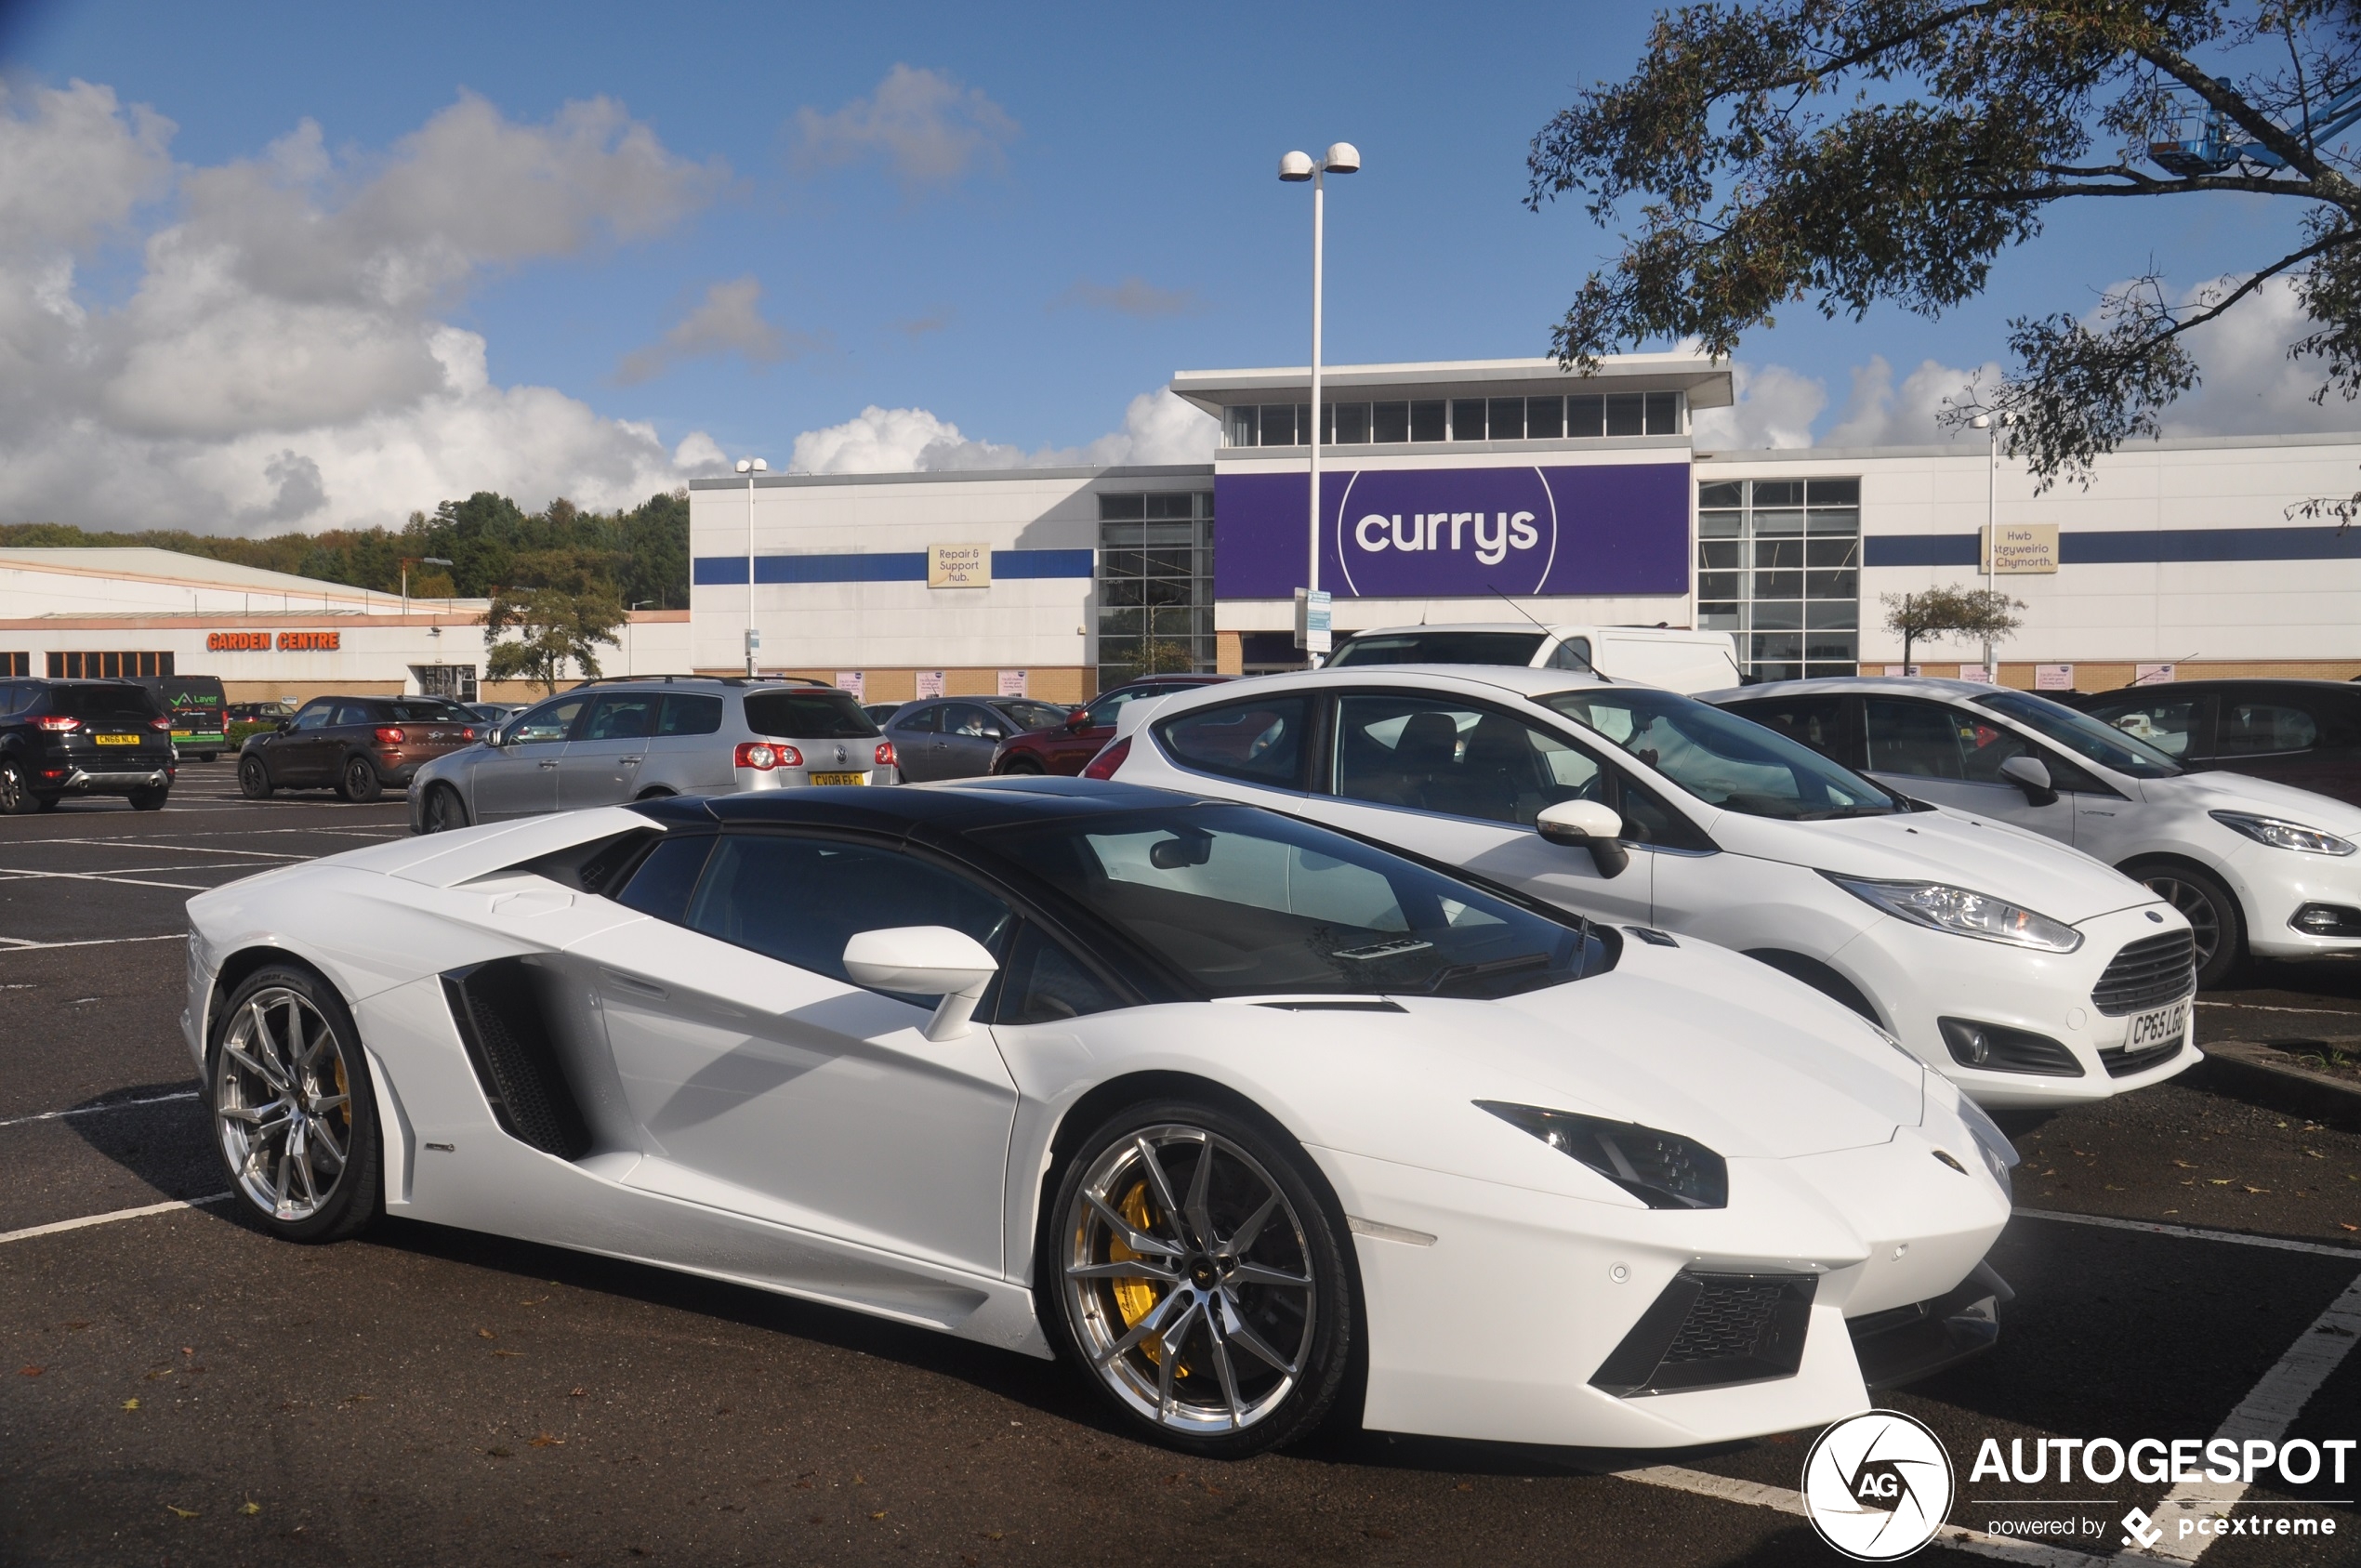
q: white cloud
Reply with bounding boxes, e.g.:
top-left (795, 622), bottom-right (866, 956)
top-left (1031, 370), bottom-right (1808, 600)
top-left (615, 275), bottom-right (820, 385)
top-left (1053, 275), bottom-right (1202, 319)
top-left (0, 82), bottom-right (732, 534)
top-left (792, 65), bottom-right (1019, 191)
top-left (2164, 273), bottom-right (2361, 436)
top-left (788, 388), bottom-right (1217, 476)
top-left (1688, 362), bottom-right (1827, 450)
top-left (1820, 355), bottom-right (1992, 448)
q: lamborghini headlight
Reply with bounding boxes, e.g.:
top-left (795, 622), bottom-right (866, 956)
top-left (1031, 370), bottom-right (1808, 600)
top-left (1477, 1101), bottom-right (1728, 1209)
top-left (2209, 810), bottom-right (2356, 856)
top-left (1826, 874), bottom-right (2083, 953)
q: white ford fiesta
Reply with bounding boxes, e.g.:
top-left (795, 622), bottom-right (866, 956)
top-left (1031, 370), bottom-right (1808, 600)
top-left (1096, 666), bottom-right (2200, 1109)
top-left (183, 778), bottom-right (2013, 1456)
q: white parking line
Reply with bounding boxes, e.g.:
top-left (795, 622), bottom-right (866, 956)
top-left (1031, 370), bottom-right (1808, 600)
top-left (2195, 1000), bottom-right (2361, 1017)
top-left (0, 866), bottom-right (209, 891)
top-left (43, 841), bottom-right (302, 861)
top-left (1614, 1465), bottom-right (2110, 1567)
top-left (0, 1192), bottom-right (229, 1245)
top-left (2015, 1208), bottom-right (2361, 1260)
top-left (0, 1089), bottom-right (198, 1130)
top-left (0, 932), bottom-right (184, 953)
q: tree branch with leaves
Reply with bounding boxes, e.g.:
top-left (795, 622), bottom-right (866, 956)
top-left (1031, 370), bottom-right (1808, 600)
top-left (480, 547), bottom-right (624, 694)
top-left (1881, 585), bottom-right (2028, 665)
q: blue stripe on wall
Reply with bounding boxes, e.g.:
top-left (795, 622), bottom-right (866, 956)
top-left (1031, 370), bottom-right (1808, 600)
top-left (1864, 525), bottom-right (2361, 568)
top-left (692, 548), bottom-right (1096, 586)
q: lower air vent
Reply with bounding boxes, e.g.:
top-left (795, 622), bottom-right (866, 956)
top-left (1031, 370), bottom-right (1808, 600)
top-left (442, 959), bottom-right (592, 1159)
top-left (1589, 1270), bottom-right (1817, 1397)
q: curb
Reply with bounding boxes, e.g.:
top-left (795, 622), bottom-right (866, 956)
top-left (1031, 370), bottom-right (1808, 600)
top-left (2195, 1040), bottom-right (2361, 1132)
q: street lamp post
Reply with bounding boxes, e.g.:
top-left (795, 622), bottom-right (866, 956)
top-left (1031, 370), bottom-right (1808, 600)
top-left (1279, 142), bottom-right (1359, 659)
top-left (734, 457), bottom-right (768, 675)
top-left (1970, 413), bottom-right (2010, 679)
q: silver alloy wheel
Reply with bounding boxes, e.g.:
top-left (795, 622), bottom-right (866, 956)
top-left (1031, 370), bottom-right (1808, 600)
top-left (1062, 1125), bottom-right (1317, 1436)
top-left (2144, 875), bottom-right (2222, 970)
top-left (0, 760), bottom-right (27, 814)
top-left (215, 987), bottom-right (352, 1222)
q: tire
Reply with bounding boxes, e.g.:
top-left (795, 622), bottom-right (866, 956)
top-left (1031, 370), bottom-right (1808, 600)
top-left (207, 964), bottom-right (381, 1243)
top-left (420, 783), bottom-right (468, 833)
top-left (337, 755), bottom-right (382, 803)
top-left (0, 758), bottom-right (36, 816)
top-left (127, 785), bottom-right (168, 811)
top-left (1042, 1099), bottom-right (1354, 1457)
top-left (238, 754), bottom-right (274, 799)
top-left (198, 752), bottom-right (218, 763)
top-left (2128, 859), bottom-right (2246, 989)
top-left (997, 756), bottom-right (1046, 776)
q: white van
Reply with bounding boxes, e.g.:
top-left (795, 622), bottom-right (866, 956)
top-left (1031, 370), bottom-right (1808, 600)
top-left (1323, 623), bottom-right (1742, 694)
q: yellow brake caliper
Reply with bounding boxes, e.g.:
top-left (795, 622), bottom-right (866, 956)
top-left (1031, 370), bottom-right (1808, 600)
top-left (1106, 1181), bottom-right (1167, 1364)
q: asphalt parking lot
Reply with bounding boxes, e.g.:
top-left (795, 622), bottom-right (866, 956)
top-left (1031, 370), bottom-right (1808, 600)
top-left (4, 759), bottom-right (2359, 1567)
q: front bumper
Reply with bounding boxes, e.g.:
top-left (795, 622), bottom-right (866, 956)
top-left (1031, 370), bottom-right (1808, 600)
top-left (2222, 842), bottom-right (2361, 960)
top-left (1831, 903), bottom-right (2201, 1110)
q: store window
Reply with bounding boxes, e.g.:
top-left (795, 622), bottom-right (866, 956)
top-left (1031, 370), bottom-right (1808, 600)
top-left (1221, 391), bottom-right (1686, 446)
top-left (1096, 491), bottom-right (1215, 690)
top-left (1696, 477), bottom-right (1860, 681)
top-left (413, 664), bottom-right (480, 702)
top-left (0, 652), bottom-right (26, 678)
top-left (47, 651), bottom-right (175, 679)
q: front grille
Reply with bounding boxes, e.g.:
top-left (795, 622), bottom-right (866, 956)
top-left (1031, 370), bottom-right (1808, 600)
top-left (1590, 1271), bottom-right (1817, 1397)
top-left (2091, 930), bottom-right (2196, 1016)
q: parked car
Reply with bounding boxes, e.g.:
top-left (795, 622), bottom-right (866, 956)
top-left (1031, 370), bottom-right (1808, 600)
top-left (227, 701), bottom-right (295, 725)
top-left (1705, 678), bottom-right (2361, 987)
top-left (185, 778), bottom-right (2013, 1456)
top-left (886, 696), bottom-right (1072, 781)
top-left (408, 677), bottom-right (895, 833)
top-left (239, 694), bottom-right (481, 803)
top-left (1099, 667), bottom-right (2198, 1110)
top-left (862, 702), bottom-right (904, 726)
top-left (466, 702), bottom-right (524, 728)
top-left (132, 674), bottom-right (229, 761)
top-left (990, 676), bottom-right (1230, 776)
top-left (1324, 623), bottom-right (1743, 693)
top-left (0, 678), bottom-right (176, 812)
top-left (2060, 679), bottom-right (2361, 807)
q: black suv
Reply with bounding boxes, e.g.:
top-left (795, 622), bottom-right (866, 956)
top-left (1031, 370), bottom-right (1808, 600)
top-left (239, 693), bottom-right (481, 802)
top-left (0, 679), bottom-right (177, 813)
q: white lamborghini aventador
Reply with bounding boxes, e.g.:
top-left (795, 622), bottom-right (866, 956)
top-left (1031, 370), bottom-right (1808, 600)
top-left (182, 777), bottom-right (2018, 1456)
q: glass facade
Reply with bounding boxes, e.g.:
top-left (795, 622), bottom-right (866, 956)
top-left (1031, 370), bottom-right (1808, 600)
top-left (1224, 391), bottom-right (1682, 446)
top-left (1097, 491), bottom-right (1215, 690)
top-left (1696, 477), bottom-right (1860, 681)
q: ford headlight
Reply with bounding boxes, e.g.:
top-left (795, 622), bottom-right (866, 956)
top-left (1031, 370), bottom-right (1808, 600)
top-left (1825, 875), bottom-right (2083, 953)
top-left (1477, 1102), bottom-right (1728, 1209)
top-left (1951, 1095), bottom-right (2021, 1202)
top-left (2209, 810), bottom-right (2356, 857)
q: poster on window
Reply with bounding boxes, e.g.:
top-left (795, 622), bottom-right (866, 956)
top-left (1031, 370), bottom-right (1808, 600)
top-left (996, 670), bottom-right (1026, 697)
top-left (1956, 664), bottom-right (1995, 684)
top-left (2035, 665), bottom-right (2074, 690)
top-left (917, 671), bottom-right (945, 699)
top-left (836, 671), bottom-right (864, 699)
top-left (2134, 664), bottom-right (2176, 685)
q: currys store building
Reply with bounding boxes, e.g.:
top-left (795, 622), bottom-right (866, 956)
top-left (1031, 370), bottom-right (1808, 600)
top-left (687, 351), bottom-right (2361, 703)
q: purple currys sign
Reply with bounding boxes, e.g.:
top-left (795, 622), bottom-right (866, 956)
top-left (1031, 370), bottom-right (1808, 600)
top-left (1213, 462), bottom-right (1690, 600)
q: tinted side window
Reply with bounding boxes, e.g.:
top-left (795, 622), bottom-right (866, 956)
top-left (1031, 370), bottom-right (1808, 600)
top-left (657, 692), bottom-right (722, 736)
top-left (686, 836), bottom-right (1013, 990)
top-left (2217, 697), bottom-right (2321, 757)
top-left (1333, 692), bottom-right (1602, 826)
top-left (335, 703), bottom-right (375, 728)
top-left (994, 923), bottom-right (1126, 1025)
top-left (893, 703), bottom-right (943, 734)
top-left (1724, 694), bottom-right (1852, 766)
top-left (945, 703), bottom-right (1001, 739)
top-left (2080, 693), bottom-right (2211, 760)
top-left (1154, 694), bottom-right (1312, 790)
top-left (290, 702), bottom-right (336, 732)
top-left (585, 693), bottom-right (658, 740)
top-left (1862, 697), bottom-right (1967, 779)
top-left (613, 834), bottom-right (716, 924)
top-left (1545, 637), bottom-right (1594, 672)
top-left (510, 696), bottom-right (587, 744)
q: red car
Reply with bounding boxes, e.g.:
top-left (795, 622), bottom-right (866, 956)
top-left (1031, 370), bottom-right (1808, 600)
top-left (989, 676), bottom-right (1230, 775)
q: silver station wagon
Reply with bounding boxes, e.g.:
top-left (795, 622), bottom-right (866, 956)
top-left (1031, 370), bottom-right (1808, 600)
top-left (406, 677), bottom-right (897, 832)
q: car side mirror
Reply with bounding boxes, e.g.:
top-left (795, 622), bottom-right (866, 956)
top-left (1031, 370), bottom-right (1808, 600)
top-left (274, 719), bottom-right (291, 732)
top-left (843, 926), bottom-right (1000, 1042)
top-left (1066, 709), bottom-right (1090, 731)
top-left (1998, 754), bottom-right (2058, 806)
top-left (1536, 799), bottom-right (1630, 877)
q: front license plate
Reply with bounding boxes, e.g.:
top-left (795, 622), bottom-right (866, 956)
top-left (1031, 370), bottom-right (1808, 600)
top-left (94, 733), bottom-right (140, 745)
top-left (808, 771), bottom-right (866, 786)
top-left (2126, 997), bottom-right (2190, 1050)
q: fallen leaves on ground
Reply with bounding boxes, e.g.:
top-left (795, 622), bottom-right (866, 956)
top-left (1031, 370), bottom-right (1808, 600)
top-left (478, 1329), bottom-right (496, 1340)
top-left (121, 1398), bottom-right (138, 1410)
top-left (530, 1432), bottom-right (565, 1447)
top-left (18, 1365), bottom-right (40, 1377)
top-left (241, 1501), bottom-right (261, 1516)
top-left (165, 1505), bottom-right (198, 1519)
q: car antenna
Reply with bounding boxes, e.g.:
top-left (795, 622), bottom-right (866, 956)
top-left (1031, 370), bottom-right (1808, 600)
top-left (1493, 587), bottom-right (1609, 680)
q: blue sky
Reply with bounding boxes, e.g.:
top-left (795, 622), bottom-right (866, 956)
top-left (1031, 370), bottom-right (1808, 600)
top-left (0, 0), bottom-right (2345, 532)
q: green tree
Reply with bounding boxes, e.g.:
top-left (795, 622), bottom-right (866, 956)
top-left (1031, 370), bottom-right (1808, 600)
top-left (1881, 586), bottom-right (2027, 666)
top-left (1526, 1), bottom-right (2361, 508)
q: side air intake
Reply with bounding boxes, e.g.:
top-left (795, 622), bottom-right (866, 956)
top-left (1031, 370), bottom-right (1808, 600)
top-left (442, 958), bottom-right (593, 1159)
top-left (1589, 1270), bottom-right (1817, 1397)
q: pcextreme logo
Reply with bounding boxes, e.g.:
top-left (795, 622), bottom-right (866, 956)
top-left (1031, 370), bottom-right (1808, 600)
top-left (1802, 1411), bottom-right (1955, 1561)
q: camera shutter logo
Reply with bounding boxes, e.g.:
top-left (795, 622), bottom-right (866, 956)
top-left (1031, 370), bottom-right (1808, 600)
top-left (1801, 1410), bottom-right (1955, 1561)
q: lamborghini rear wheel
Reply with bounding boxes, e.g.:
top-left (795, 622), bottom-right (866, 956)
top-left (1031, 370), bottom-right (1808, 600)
top-left (1046, 1100), bottom-right (1352, 1456)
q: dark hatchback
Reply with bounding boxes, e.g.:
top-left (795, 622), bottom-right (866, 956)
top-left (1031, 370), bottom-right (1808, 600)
top-left (0, 679), bottom-right (176, 813)
top-left (239, 694), bottom-right (481, 803)
top-left (2061, 679), bottom-right (2361, 806)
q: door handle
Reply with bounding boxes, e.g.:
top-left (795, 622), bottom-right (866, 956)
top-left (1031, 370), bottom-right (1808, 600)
top-left (538, 760), bottom-right (559, 770)
top-left (620, 756), bottom-right (642, 766)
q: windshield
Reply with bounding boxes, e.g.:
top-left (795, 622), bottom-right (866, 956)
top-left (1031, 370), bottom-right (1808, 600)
top-left (994, 699), bottom-right (1069, 732)
top-left (980, 804), bottom-right (1607, 1000)
top-left (380, 699), bottom-right (475, 723)
top-left (1543, 689), bottom-right (1897, 820)
top-left (1968, 689), bottom-right (2182, 778)
top-left (1326, 631), bottom-right (1545, 668)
